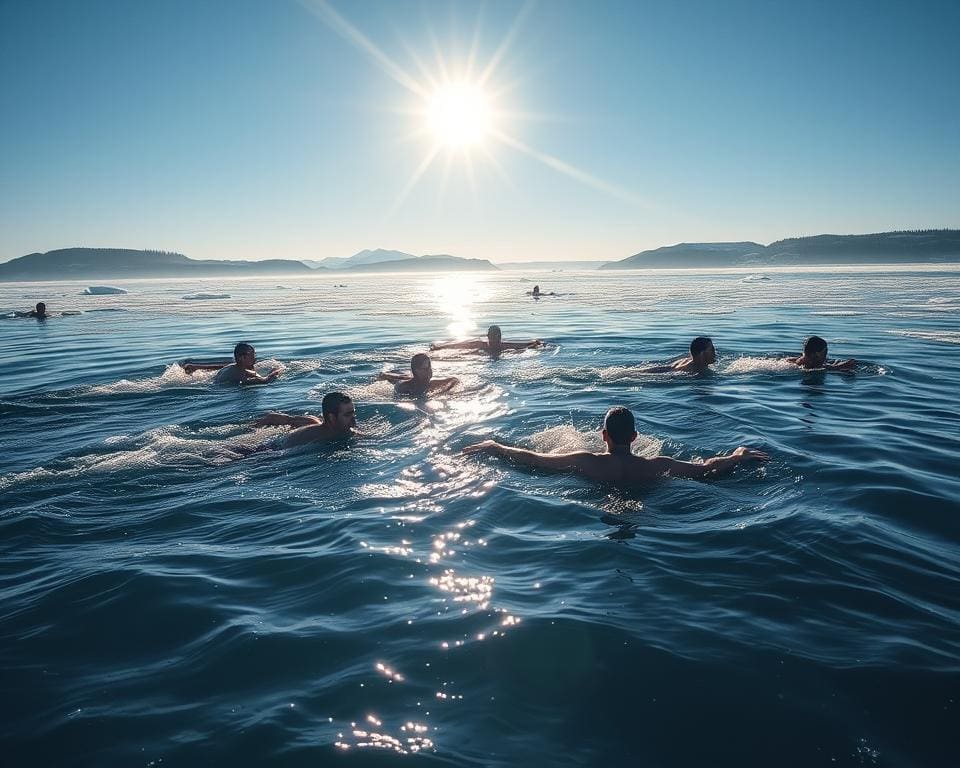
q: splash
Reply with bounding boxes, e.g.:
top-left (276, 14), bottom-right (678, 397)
top-left (723, 356), bottom-right (800, 374)
top-left (529, 424), bottom-right (662, 458)
top-left (83, 364), bottom-right (217, 395)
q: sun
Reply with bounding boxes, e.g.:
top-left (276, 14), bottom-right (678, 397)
top-left (425, 82), bottom-right (493, 148)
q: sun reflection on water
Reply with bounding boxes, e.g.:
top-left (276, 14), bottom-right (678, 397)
top-left (429, 274), bottom-right (488, 339)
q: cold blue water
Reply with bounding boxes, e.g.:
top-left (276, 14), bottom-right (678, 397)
top-left (1, 267), bottom-right (958, 767)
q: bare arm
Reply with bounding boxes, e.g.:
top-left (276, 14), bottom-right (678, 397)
top-left (182, 360), bottom-right (231, 374)
top-left (634, 363), bottom-right (676, 374)
top-left (253, 411), bottom-right (321, 428)
top-left (463, 440), bottom-right (592, 471)
top-left (649, 447), bottom-right (769, 480)
top-left (499, 339), bottom-right (544, 350)
top-left (430, 339), bottom-right (484, 351)
top-left (241, 368), bottom-right (282, 385)
top-left (430, 376), bottom-right (460, 392)
top-left (377, 371), bottom-right (411, 383)
top-left (825, 359), bottom-right (857, 371)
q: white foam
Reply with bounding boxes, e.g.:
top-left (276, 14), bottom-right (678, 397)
top-left (0, 426), bottom-right (282, 491)
top-left (888, 330), bottom-right (960, 345)
top-left (723, 356), bottom-right (800, 374)
top-left (529, 424), bottom-right (662, 458)
top-left (810, 311), bottom-right (864, 316)
top-left (84, 364), bottom-right (216, 395)
top-left (82, 286), bottom-right (127, 295)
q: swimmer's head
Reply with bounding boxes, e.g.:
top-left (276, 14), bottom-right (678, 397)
top-left (803, 335), bottom-right (828, 366)
top-left (690, 336), bottom-right (715, 365)
top-left (602, 406), bottom-right (637, 449)
top-left (35, 302), bottom-right (46, 315)
top-left (234, 342), bottom-right (256, 365)
top-left (411, 352), bottom-right (432, 381)
top-left (487, 325), bottom-right (502, 344)
top-left (321, 391), bottom-right (356, 432)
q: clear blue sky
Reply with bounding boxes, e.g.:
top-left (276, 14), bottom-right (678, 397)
top-left (1, 0), bottom-right (957, 263)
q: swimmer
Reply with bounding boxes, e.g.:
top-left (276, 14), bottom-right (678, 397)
top-left (527, 285), bottom-right (556, 298)
top-left (783, 335), bottom-right (856, 371)
top-left (378, 353), bottom-right (459, 396)
top-left (431, 325), bottom-right (544, 357)
top-left (182, 343), bottom-right (282, 384)
top-left (463, 406), bottom-right (769, 484)
top-left (254, 391), bottom-right (357, 448)
top-left (14, 302), bottom-right (49, 318)
top-left (635, 336), bottom-right (717, 374)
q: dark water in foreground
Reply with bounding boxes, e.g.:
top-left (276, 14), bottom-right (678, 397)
top-left (1, 268), bottom-right (959, 766)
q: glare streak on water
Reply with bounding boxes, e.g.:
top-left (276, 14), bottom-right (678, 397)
top-left (1, 267), bottom-right (959, 767)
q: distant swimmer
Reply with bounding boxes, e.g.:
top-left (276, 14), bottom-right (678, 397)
top-left (463, 406), bottom-right (768, 485)
top-left (635, 336), bottom-right (716, 374)
top-left (431, 325), bottom-right (544, 358)
top-left (378, 353), bottom-right (459, 396)
top-left (254, 392), bottom-right (358, 448)
top-left (784, 335), bottom-right (856, 371)
top-left (182, 343), bottom-right (282, 384)
top-left (13, 302), bottom-right (49, 319)
top-left (527, 285), bottom-right (556, 298)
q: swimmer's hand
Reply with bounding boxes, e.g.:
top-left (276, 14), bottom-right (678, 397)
top-left (827, 359), bottom-right (857, 372)
top-left (266, 368), bottom-right (282, 382)
top-left (462, 440), bottom-right (503, 456)
top-left (253, 412), bottom-right (288, 427)
top-left (182, 363), bottom-right (198, 375)
top-left (730, 446), bottom-right (770, 463)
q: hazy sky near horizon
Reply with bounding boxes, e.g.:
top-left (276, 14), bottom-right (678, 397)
top-left (1, 0), bottom-right (958, 264)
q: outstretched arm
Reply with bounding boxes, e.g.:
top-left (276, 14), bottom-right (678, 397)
top-left (253, 411), bottom-right (321, 428)
top-left (633, 363), bottom-right (676, 374)
top-left (430, 376), bottom-right (460, 393)
top-left (463, 439), bottom-right (591, 470)
top-left (182, 360), bottom-right (231, 374)
top-left (650, 446), bottom-right (769, 479)
top-left (242, 368), bottom-right (282, 385)
top-left (499, 339), bottom-right (544, 350)
top-left (377, 371), bottom-right (411, 383)
top-left (430, 339), bottom-right (483, 351)
top-left (825, 359), bottom-right (857, 372)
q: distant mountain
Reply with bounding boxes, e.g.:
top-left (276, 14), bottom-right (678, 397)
top-left (344, 255), bottom-right (498, 272)
top-left (496, 260), bottom-right (609, 271)
top-left (0, 248), bottom-right (313, 281)
top-left (310, 249), bottom-right (415, 270)
top-left (601, 230), bottom-right (960, 269)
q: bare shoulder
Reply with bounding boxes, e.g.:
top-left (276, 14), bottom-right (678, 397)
top-left (283, 424), bottom-right (329, 449)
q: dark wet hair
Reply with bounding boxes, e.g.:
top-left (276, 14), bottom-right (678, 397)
top-left (233, 342), bottom-right (255, 362)
top-left (36, 302), bottom-right (46, 312)
top-left (604, 406), bottom-right (636, 446)
top-left (487, 325), bottom-right (502, 340)
top-left (803, 335), bottom-right (828, 356)
top-left (411, 352), bottom-right (430, 372)
top-left (690, 336), bottom-right (713, 356)
top-left (322, 391), bottom-right (352, 418)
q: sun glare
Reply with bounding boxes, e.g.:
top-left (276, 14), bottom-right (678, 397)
top-left (426, 83), bottom-right (492, 148)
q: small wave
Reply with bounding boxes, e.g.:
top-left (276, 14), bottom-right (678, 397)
top-left (529, 424), bottom-right (662, 458)
top-left (723, 356), bottom-right (800, 374)
top-left (82, 286), bottom-right (127, 295)
top-left (0, 426), bottom-right (282, 492)
top-left (83, 364), bottom-right (217, 395)
top-left (690, 308), bottom-right (735, 315)
top-left (182, 293), bottom-right (231, 300)
top-left (86, 308), bottom-right (128, 313)
top-left (810, 311), bottom-right (864, 316)
top-left (927, 297), bottom-right (958, 304)
top-left (888, 330), bottom-right (960, 345)
top-left (741, 274), bottom-right (771, 282)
